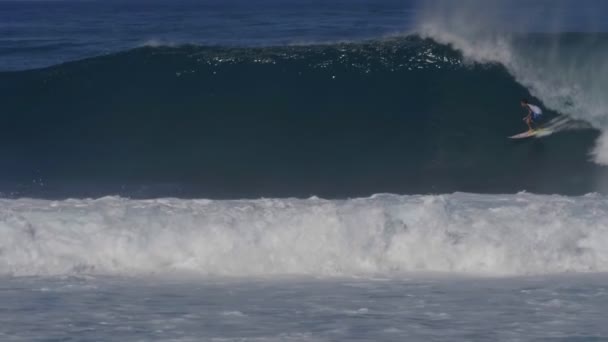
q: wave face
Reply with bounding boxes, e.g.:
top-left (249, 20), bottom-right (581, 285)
top-left (1, 193), bottom-right (608, 277)
top-left (1, 37), bottom-right (607, 198)
top-left (416, 0), bottom-right (608, 164)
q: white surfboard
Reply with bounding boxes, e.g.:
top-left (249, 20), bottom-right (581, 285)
top-left (509, 128), bottom-right (551, 139)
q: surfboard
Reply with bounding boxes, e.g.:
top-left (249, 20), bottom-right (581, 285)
top-left (509, 128), bottom-right (550, 139)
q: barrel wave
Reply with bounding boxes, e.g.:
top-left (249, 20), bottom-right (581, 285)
top-left (416, 0), bottom-right (608, 165)
top-left (0, 36), bottom-right (606, 198)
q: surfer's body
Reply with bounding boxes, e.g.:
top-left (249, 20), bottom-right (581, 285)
top-left (521, 99), bottom-right (543, 131)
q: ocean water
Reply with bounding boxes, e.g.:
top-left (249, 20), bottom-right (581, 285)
top-left (3, 275), bottom-right (608, 341)
top-left (2, 0), bottom-right (608, 340)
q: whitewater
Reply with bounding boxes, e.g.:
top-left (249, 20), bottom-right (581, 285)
top-left (2, 193), bottom-right (608, 341)
top-left (2, 193), bottom-right (607, 277)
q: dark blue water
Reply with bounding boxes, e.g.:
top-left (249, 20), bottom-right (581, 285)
top-left (0, 0), bottom-right (416, 71)
top-left (3, 0), bottom-right (608, 71)
top-left (2, 0), bottom-right (608, 198)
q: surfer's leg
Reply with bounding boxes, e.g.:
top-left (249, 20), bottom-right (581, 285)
top-left (526, 116), bottom-right (533, 131)
top-left (530, 114), bottom-right (540, 130)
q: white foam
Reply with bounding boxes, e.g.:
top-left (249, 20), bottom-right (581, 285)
top-left (1, 193), bottom-right (607, 277)
top-left (415, 0), bottom-right (608, 163)
top-left (140, 39), bottom-right (181, 48)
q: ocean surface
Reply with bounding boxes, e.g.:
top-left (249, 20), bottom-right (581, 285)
top-left (3, 274), bottom-right (608, 341)
top-left (2, 0), bottom-right (608, 340)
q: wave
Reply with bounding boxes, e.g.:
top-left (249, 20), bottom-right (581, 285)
top-left (1, 36), bottom-right (607, 198)
top-left (1, 193), bottom-right (607, 277)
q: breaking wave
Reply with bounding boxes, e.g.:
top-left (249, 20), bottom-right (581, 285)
top-left (1, 193), bottom-right (607, 277)
top-left (1, 37), bottom-right (606, 198)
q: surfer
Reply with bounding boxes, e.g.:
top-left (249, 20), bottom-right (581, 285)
top-left (521, 99), bottom-right (543, 132)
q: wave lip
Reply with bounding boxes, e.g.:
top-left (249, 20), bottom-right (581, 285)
top-left (1, 193), bottom-right (607, 278)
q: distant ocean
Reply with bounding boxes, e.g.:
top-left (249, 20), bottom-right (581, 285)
top-left (1, 0), bottom-right (608, 341)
